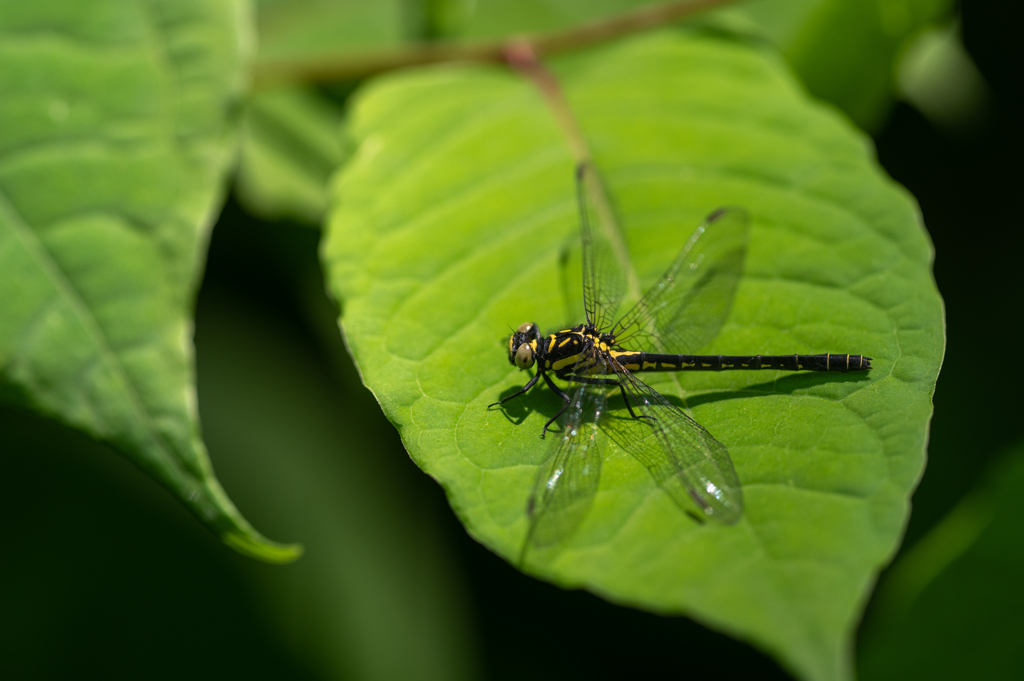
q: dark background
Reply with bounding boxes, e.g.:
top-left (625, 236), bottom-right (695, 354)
top-left (3, 2), bottom-right (1020, 679)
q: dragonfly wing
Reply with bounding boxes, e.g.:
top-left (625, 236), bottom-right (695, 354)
top-left (577, 161), bottom-right (627, 332)
top-left (613, 207), bottom-right (749, 354)
top-left (524, 376), bottom-right (606, 553)
top-left (603, 364), bottom-right (744, 524)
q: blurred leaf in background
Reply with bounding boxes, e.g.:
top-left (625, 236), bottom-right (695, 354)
top-left (0, 406), bottom-right (316, 680)
top-left (434, 0), bottom-right (655, 36)
top-left (323, 30), bottom-right (944, 681)
top-left (239, 0), bottom-right (966, 227)
top-left (858, 442), bottom-right (1024, 680)
top-left (234, 0), bottom-right (406, 223)
top-left (718, 0), bottom-right (958, 131)
top-left (443, 0), bottom-right (963, 131)
top-left (195, 208), bottom-right (479, 681)
top-left (851, 2), bottom-right (1024, 678)
top-left (871, 0), bottom-right (1023, 560)
top-left (236, 86), bottom-right (349, 224)
top-left (895, 20), bottom-right (992, 137)
top-left (0, 0), bottom-right (296, 559)
top-left (256, 0), bottom-right (409, 61)
top-left (443, 0), bottom-right (970, 132)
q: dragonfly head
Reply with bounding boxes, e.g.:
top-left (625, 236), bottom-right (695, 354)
top-left (507, 322), bottom-right (539, 370)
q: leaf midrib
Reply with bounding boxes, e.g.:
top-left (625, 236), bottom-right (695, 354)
top-left (0, 187), bottom-right (193, 479)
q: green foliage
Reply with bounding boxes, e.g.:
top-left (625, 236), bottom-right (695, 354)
top-left (236, 0), bottom-right (400, 223)
top-left (239, 0), bottom-right (957, 227)
top-left (322, 31), bottom-right (944, 681)
top-left (3, 1), bottom-right (970, 675)
top-left (858, 442), bottom-right (1024, 680)
top-left (749, 0), bottom-right (956, 131)
top-left (441, 0), bottom-right (956, 129)
top-left (0, 0), bottom-right (298, 562)
top-left (439, 0), bottom-right (654, 37)
top-left (196, 256), bottom-right (479, 681)
top-left (256, 0), bottom-right (408, 61)
top-left (236, 86), bottom-right (349, 223)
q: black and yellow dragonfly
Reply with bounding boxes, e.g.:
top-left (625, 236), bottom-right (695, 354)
top-left (491, 162), bottom-right (871, 557)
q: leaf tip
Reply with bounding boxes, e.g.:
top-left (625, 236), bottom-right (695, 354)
top-left (222, 531), bottom-right (304, 564)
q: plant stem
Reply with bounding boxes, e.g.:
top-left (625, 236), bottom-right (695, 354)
top-left (504, 42), bottom-right (643, 303)
top-left (253, 0), bottom-right (739, 87)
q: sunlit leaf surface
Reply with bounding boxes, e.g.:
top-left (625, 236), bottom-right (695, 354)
top-left (323, 31), bottom-right (944, 681)
top-left (0, 0), bottom-right (299, 561)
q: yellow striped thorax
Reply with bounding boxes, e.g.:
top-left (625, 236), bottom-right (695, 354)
top-left (507, 322), bottom-right (618, 375)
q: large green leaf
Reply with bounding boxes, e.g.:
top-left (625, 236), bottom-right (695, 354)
top-left (0, 0), bottom-right (299, 561)
top-left (323, 31), bottom-right (944, 680)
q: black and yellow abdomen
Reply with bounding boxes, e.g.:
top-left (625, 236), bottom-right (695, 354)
top-left (611, 352), bottom-right (871, 373)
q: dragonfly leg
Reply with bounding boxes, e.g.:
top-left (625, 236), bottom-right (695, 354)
top-left (541, 370), bottom-right (573, 403)
top-left (539, 371), bottom-right (573, 437)
top-left (614, 382), bottom-right (656, 423)
top-left (541, 403), bottom-right (569, 437)
top-left (488, 371), bottom-right (540, 408)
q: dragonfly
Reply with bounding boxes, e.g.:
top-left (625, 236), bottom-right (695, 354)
top-left (490, 162), bottom-right (871, 558)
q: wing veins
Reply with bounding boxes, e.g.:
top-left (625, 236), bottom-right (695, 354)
top-left (613, 207), bottom-right (749, 353)
top-left (606, 361), bottom-right (744, 524)
top-left (578, 163), bottom-right (626, 332)
top-left (524, 352), bottom-right (607, 555)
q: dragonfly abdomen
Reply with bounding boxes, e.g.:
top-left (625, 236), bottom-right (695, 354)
top-left (614, 352), bottom-right (872, 373)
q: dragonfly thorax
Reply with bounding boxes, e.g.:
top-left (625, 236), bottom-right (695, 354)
top-left (505, 322), bottom-right (620, 376)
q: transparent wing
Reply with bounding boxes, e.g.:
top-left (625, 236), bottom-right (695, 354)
top-left (523, 361), bottom-right (606, 556)
top-left (602, 362), bottom-right (744, 524)
top-left (613, 207), bottom-right (749, 354)
top-left (578, 162), bottom-right (627, 332)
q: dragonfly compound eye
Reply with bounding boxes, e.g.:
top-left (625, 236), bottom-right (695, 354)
top-left (517, 322), bottom-right (535, 335)
top-left (514, 342), bottom-right (535, 370)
